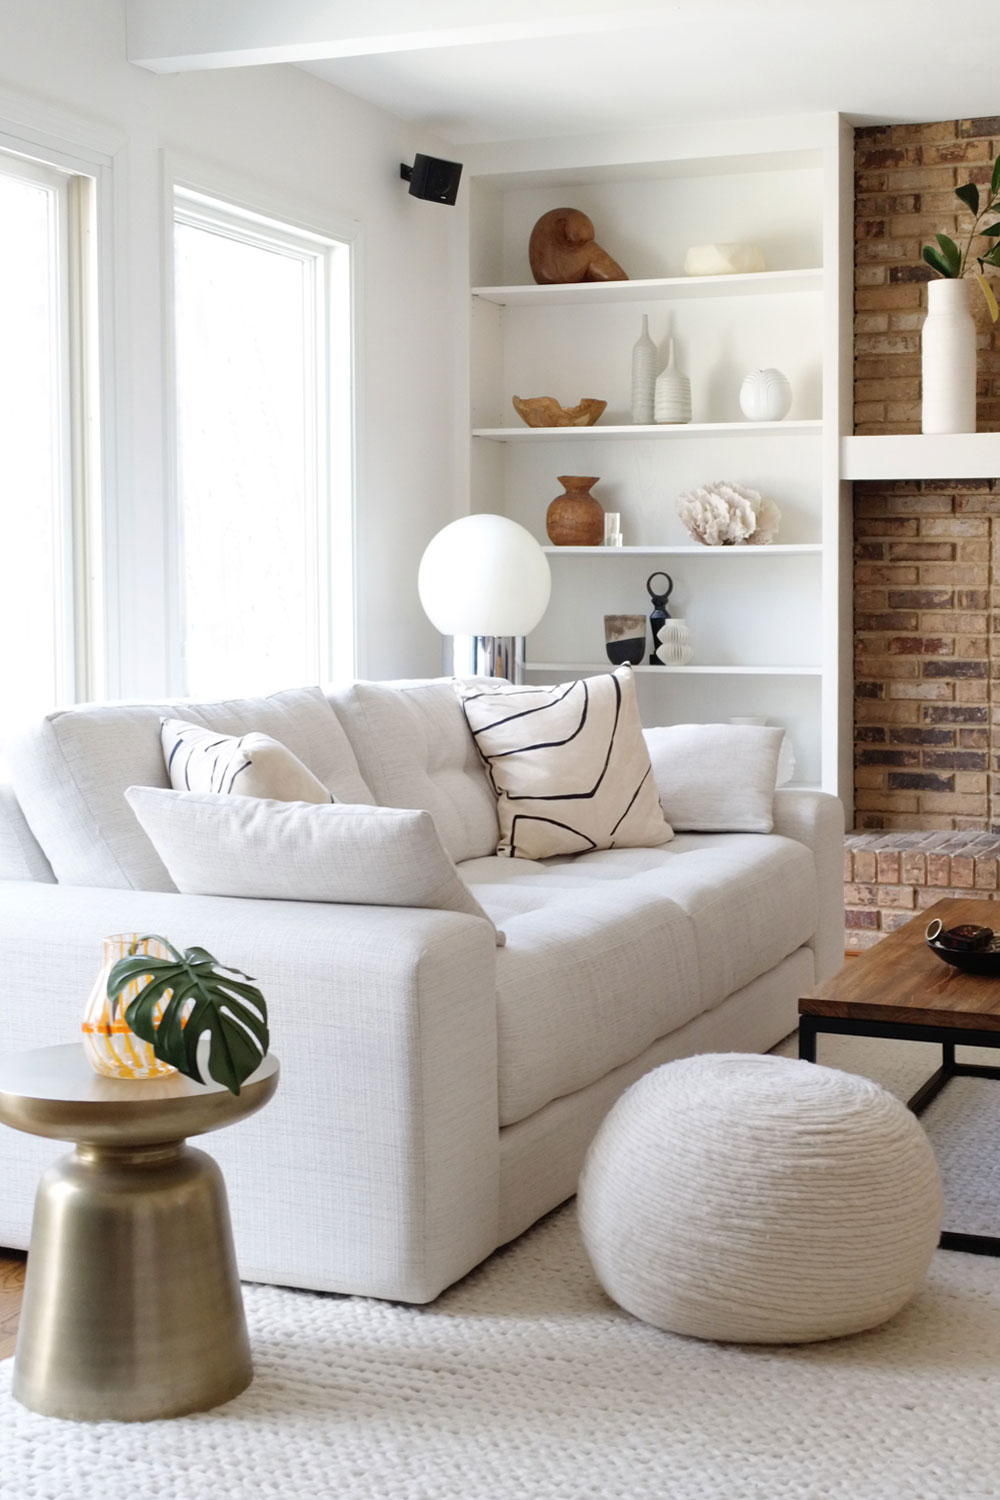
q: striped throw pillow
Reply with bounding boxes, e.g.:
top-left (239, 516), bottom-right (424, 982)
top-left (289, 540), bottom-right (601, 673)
top-left (455, 666), bottom-right (673, 860)
top-left (160, 718), bottom-right (334, 803)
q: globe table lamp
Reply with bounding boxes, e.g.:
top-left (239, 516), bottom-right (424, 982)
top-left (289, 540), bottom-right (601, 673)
top-left (418, 514), bottom-right (552, 679)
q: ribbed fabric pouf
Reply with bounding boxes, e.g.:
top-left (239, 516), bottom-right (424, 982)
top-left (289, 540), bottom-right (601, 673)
top-left (578, 1053), bottom-right (943, 1344)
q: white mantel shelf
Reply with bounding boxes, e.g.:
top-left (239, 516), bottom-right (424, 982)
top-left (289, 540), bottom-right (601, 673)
top-left (842, 433), bottom-right (1000, 481)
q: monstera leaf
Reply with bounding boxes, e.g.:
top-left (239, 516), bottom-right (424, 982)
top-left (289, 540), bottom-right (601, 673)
top-left (107, 936), bottom-right (269, 1095)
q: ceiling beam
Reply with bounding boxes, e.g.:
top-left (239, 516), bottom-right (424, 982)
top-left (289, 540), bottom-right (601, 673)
top-left (127, 0), bottom-right (667, 73)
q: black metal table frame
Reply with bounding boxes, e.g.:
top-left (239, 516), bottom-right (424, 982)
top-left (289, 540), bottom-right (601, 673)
top-left (799, 1012), bottom-right (1000, 1257)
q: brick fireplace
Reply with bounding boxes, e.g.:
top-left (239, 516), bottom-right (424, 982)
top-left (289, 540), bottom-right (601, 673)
top-left (846, 119), bottom-right (1000, 946)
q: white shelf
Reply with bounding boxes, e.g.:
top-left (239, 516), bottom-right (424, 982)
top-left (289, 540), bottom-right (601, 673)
top-left (842, 432), bottom-right (1000, 480)
top-left (472, 268), bottom-right (824, 308)
top-left (541, 544), bottom-right (822, 555)
top-left (523, 662), bottom-right (823, 676)
top-left (474, 420), bottom-right (822, 442)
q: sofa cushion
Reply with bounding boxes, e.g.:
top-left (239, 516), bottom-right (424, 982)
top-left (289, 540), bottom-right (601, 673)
top-left (326, 679), bottom-right (499, 863)
top-left (460, 832), bottom-right (818, 1126)
top-left (7, 686), bottom-right (373, 891)
top-left (643, 723), bottom-right (783, 832)
top-left (161, 718), bottom-right (334, 802)
top-left (126, 788), bottom-right (502, 941)
top-left (0, 786), bottom-right (55, 884)
top-left (456, 667), bottom-right (673, 860)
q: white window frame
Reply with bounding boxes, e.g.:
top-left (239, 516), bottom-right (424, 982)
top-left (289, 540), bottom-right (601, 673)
top-left (164, 160), bottom-right (359, 696)
top-left (0, 98), bottom-right (120, 709)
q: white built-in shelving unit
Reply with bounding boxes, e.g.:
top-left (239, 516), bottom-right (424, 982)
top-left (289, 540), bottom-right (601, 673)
top-left (461, 117), bottom-right (854, 807)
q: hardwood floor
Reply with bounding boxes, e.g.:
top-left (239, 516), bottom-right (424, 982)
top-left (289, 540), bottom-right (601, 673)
top-left (0, 1250), bottom-right (26, 1360)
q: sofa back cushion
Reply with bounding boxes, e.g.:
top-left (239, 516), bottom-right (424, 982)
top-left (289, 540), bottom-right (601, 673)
top-left (126, 787), bottom-right (503, 943)
top-left (7, 686), bottom-right (373, 891)
top-left (326, 679), bottom-right (499, 863)
top-left (0, 786), bottom-right (56, 883)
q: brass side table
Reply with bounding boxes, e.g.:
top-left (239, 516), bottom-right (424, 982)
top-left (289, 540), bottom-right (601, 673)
top-left (0, 1043), bottom-right (279, 1421)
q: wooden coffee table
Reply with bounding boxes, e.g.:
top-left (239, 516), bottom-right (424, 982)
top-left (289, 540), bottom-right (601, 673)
top-left (799, 896), bottom-right (1000, 1258)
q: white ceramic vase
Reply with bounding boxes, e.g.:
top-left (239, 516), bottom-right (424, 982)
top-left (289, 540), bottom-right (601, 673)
top-left (655, 618), bottom-right (692, 665)
top-left (654, 339), bottom-right (692, 424)
top-left (739, 368), bottom-right (792, 422)
top-left (630, 314), bottom-right (657, 425)
top-left (921, 277), bottom-right (976, 434)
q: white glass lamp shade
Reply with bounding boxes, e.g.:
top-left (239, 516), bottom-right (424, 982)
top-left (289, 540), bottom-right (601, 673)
top-left (418, 515), bottom-right (552, 637)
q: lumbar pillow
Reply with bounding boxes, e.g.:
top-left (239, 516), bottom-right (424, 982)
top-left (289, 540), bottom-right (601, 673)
top-left (642, 722), bottom-right (783, 832)
top-left (455, 666), bottom-right (673, 860)
top-left (161, 717), bottom-right (333, 803)
top-left (125, 787), bottom-right (504, 943)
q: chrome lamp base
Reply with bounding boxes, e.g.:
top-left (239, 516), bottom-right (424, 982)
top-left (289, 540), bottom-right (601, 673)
top-left (452, 635), bottom-right (524, 681)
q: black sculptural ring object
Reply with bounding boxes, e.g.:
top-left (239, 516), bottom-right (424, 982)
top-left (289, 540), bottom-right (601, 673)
top-left (646, 572), bottom-right (674, 666)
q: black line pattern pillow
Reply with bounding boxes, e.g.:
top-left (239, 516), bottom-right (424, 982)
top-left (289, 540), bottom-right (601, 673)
top-left (455, 667), bottom-right (673, 860)
top-left (160, 718), bottom-right (334, 803)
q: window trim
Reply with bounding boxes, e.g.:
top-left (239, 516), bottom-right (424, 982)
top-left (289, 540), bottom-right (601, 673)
top-left (0, 141), bottom-right (107, 717)
top-left (162, 153), bottom-right (361, 696)
top-left (0, 94), bottom-right (122, 702)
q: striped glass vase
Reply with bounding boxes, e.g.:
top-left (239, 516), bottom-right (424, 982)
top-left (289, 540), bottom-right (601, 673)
top-left (81, 934), bottom-right (177, 1080)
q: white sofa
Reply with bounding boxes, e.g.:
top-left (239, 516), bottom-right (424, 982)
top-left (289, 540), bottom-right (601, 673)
top-left (0, 679), bottom-right (844, 1303)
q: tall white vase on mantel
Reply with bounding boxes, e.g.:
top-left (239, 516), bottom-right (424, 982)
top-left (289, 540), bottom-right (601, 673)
top-left (921, 277), bottom-right (977, 434)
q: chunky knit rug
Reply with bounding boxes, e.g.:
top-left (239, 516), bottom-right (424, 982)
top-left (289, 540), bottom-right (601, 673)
top-left (2, 1033), bottom-right (1000, 1500)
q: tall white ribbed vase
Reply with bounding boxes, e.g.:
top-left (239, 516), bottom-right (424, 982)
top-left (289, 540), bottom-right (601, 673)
top-left (630, 314), bottom-right (656, 424)
top-left (921, 277), bottom-right (976, 434)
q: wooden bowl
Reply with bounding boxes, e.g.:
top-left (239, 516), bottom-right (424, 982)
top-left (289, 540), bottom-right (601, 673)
top-left (512, 396), bottom-right (607, 428)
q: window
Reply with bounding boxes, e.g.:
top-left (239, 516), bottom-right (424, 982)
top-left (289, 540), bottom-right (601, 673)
top-left (0, 148), bottom-right (100, 751)
top-left (171, 189), bottom-right (354, 698)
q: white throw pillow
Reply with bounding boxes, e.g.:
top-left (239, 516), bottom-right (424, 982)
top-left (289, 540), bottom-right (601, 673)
top-left (161, 718), bottom-right (333, 803)
top-left (642, 723), bottom-right (783, 832)
top-left (124, 787), bottom-right (504, 943)
top-left (455, 666), bottom-right (673, 861)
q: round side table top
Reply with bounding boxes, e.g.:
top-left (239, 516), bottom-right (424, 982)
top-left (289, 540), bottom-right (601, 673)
top-left (0, 1043), bottom-right (279, 1146)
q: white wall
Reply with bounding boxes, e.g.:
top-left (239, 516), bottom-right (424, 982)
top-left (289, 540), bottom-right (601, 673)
top-left (0, 0), bottom-right (461, 692)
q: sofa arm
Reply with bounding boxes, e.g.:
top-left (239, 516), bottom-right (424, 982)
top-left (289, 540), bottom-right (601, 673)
top-left (0, 883), bottom-right (500, 1302)
top-left (772, 789), bottom-right (845, 984)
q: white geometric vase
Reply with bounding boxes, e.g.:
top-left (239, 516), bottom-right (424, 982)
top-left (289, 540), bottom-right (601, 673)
top-left (654, 618), bottom-right (693, 665)
top-left (921, 278), bottom-right (976, 434)
top-left (739, 368), bottom-right (792, 422)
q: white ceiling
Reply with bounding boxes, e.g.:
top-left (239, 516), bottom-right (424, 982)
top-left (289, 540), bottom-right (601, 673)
top-left (128, 0), bottom-right (1000, 147)
top-left (301, 1), bottom-right (1000, 145)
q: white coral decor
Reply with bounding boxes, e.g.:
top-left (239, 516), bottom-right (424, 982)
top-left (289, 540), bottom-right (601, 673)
top-left (676, 481), bottom-right (781, 546)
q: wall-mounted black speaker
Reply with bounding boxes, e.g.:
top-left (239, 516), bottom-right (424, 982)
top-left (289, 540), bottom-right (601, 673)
top-left (400, 153), bottom-right (463, 206)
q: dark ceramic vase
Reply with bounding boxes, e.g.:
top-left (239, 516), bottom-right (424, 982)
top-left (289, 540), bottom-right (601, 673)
top-left (604, 613), bottom-right (646, 666)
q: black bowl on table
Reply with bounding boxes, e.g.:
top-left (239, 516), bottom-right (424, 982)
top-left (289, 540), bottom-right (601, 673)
top-left (925, 919), bottom-right (1000, 974)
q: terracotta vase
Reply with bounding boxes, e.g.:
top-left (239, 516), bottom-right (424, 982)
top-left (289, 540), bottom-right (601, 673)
top-left (546, 476), bottom-right (604, 546)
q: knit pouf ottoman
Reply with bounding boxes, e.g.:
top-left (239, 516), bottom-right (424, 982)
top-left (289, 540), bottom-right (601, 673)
top-left (578, 1053), bottom-right (943, 1344)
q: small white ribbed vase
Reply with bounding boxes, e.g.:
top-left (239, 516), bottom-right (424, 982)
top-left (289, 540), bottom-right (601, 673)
top-left (654, 339), bottom-right (692, 424)
top-left (921, 277), bottom-right (976, 434)
top-left (630, 314), bottom-right (656, 425)
top-left (655, 618), bottom-right (692, 665)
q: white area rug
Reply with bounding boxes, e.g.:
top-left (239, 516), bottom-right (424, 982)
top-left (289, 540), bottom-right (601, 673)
top-left (3, 1033), bottom-right (1000, 1500)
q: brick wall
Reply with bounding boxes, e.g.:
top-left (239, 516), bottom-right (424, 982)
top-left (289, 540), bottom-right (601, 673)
top-left (844, 830), bottom-right (1000, 951)
top-left (853, 122), bottom-right (1000, 834)
top-left (855, 117), bottom-right (1000, 435)
top-left (853, 479), bottom-right (998, 830)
